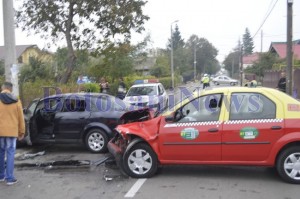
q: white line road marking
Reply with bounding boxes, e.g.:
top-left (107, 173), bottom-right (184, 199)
top-left (124, 178), bottom-right (147, 198)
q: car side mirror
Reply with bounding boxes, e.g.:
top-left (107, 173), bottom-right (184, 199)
top-left (165, 115), bottom-right (174, 123)
top-left (23, 108), bottom-right (28, 114)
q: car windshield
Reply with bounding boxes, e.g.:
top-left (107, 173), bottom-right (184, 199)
top-left (126, 86), bottom-right (157, 96)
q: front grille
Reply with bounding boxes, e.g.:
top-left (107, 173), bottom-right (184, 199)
top-left (130, 102), bottom-right (148, 107)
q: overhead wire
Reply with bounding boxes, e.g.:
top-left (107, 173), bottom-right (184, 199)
top-left (252, 0), bottom-right (279, 39)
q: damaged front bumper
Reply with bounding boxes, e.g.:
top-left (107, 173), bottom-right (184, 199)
top-left (107, 133), bottom-right (127, 167)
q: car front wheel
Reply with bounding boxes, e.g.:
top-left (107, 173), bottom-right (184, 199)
top-left (277, 146), bottom-right (300, 184)
top-left (123, 143), bottom-right (158, 178)
top-left (85, 129), bottom-right (108, 153)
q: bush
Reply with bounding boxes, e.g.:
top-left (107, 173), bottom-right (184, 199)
top-left (159, 76), bottom-right (182, 90)
top-left (83, 83), bottom-right (100, 93)
top-left (20, 79), bottom-right (93, 107)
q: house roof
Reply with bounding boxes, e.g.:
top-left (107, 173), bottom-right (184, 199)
top-left (0, 45), bottom-right (37, 60)
top-left (269, 41), bottom-right (300, 60)
top-left (242, 52), bottom-right (260, 64)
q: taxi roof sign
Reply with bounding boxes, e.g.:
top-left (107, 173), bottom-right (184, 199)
top-left (134, 79), bottom-right (159, 84)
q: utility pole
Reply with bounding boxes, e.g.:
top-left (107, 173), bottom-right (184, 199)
top-left (260, 30), bottom-right (263, 53)
top-left (3, 0), bottom-right (19, 96)
top-left (193, 42), bottom-right (197, 81)
top-left (231, 58), bottom-right (234, 78)
top-left (170, 20), bottom-right (178, 89)
top-left (286, 0), bottom-right (293, 96)
top-left (239, 43), bottom-right (243, 86)
top-left (3, 0), bottom-right (16, 81)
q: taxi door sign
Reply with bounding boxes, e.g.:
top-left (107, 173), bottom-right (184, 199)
top-left (180, 128), bottom-right (199, 140)
top-left (240, 127), bottom-right (259, 140)
top-left (288, 104), bottom-right (300, 111)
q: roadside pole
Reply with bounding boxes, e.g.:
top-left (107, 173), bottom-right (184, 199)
top-left (286, 0), bottom-right (293, 96)
top-left (3, 0), bottom-right (19, 96)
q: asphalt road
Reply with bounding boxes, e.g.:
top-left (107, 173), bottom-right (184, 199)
top-left (1, 144), bottom-right (300, 199)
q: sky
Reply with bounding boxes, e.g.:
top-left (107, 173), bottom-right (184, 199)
top-left (0, 0), bottom-right (299, 62)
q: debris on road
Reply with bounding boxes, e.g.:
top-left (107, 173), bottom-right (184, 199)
top-left (93, 155), bottom-right (115, 166)
top-left (16, 151), bottom-right (46, 160)
top-left (103, 174), bottom-right (124, 182)
top-left (104, 175), bottom-right (113, 181)
top-left (15, 160), bottom-right (91, 169)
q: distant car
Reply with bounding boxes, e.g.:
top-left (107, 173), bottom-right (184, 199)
top-left (23, 93), bottom-right (135, 153)
top-left (212, 76), bottom-right (238, 86)
top-left (108, 86), bottom-right (300, 184)
top-left (123, 79), bottom-right (168, 112)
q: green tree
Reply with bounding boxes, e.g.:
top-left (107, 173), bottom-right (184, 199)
top-left (186, 35), bottom-right (219, 76)
top-left (0, 60), bottom-right (4, 76)
top-left (245, 52), bottom-right (278, 77)
top-left (0, 60), bottom-right (4, 85)
top-left (19, 57), bottom-right (52, 83)
top-left (89, 42), bottom-right (133, 82)
top-left (167, 25), bottom-right (190, 80)
top-left (16, 0), bottom-right (149, 84)
top-left (150, 49), bottom-right (170, 78)
top-left (88, 35), bottom-right (150, 83)
top-left (168, 24), bottom-right (185, 51)
top-left (223, 51), bottom-right (240, 77)
top-left (172, 25), bottom-right (185, 51)
top-left (243, 28), bottom-right (254, 55)
top-left (54, 47), bottom-right (90, 82)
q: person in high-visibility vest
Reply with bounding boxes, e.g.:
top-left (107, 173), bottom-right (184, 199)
top-left (201, 74), bottom-right (210, 89)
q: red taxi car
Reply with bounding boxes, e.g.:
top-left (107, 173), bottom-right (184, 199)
top-left (108, 87), bottom-right (300, 184)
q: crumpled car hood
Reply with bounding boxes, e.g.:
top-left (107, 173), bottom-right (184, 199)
top-left (116, 114), bottom-right (162, 141)
top-left (120, 107), bottom-right (154, 124)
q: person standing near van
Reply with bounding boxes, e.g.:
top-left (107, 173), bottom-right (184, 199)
top-left (0, 82), bottom-right (25, 185)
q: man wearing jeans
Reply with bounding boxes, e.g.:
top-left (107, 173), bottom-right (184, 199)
top-left (0, 82), bottom-right (25, 185)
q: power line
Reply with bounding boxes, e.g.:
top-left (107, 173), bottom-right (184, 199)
top-left (252, 0), bottom-right (279, 39)
top-left (266, 0), bottom-right (277, 16)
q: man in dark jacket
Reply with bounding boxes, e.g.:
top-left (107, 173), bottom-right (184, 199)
top-left (277, 72), bottom-right (286, 92)
top-left (116, 77), bottom-right (127, 99)
top-left (0, 82), bottom-right (25, 185)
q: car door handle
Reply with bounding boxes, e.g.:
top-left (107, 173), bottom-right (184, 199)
top-left (208, 128), bottom-right (219, 133)
top-left (271, 126), bottom-right (282, 130)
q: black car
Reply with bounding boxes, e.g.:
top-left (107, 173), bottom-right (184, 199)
top-left (23, 93), bottom-right (133, 153)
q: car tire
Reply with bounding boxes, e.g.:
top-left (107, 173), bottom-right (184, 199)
top-left (230, 82), bottom-right (235, 86)
top-left (85, 128), bottom-right (108, 153)
top-left (214, 81), bottom-right (219, 85)
top-left (123, 143), bottom-right (158, 178)
top-left (276, 146), bottom-right (300, 184)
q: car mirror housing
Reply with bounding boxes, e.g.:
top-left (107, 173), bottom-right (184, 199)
top-left (23, 108), bottom-right (28, 114)
top-left (165, 115), bottom-right (174, 123)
